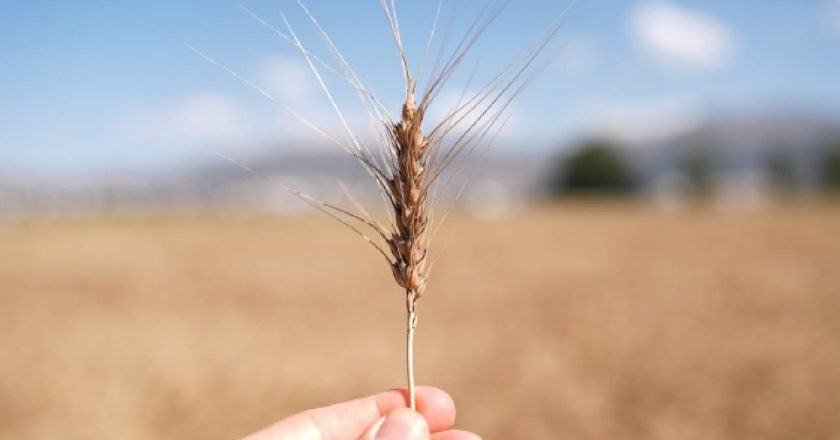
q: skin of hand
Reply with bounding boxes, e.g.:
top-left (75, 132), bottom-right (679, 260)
top-left (240, 386), bottom-right (480, 440)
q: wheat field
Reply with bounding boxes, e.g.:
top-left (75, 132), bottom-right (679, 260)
top-left (1, 204), bottom-right (839, 439)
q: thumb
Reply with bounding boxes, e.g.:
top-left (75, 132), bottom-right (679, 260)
top-left (367, 408), bottom-right (430, 440)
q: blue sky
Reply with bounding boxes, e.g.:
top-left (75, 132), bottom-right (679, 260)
top-left (2, 0), bottom-right (840, 179)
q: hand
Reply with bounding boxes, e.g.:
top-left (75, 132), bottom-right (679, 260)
top-left (241, 386), bottom-right (480, 440)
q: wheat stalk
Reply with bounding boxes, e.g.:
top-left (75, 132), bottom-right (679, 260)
top-left (193, 0), bottom-right (574, 411)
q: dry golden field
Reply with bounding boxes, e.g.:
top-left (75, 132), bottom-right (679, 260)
top-left (1, 204), bottom-right (839, 439)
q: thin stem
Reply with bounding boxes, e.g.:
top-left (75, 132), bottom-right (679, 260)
top-left (406, 290), bottom-right (418, 410)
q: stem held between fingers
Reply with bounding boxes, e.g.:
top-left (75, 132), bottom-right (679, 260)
top-left (406, 290), bottom-right (418, 410)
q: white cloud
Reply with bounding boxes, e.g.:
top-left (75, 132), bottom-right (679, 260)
top-left (555, 35), bottom-right (600, 75)
top-left (631, 1), bottom-right (733, 69)
top-left (427, 87), bottom-right (481, 129)
top-left (426, 87), bottom-right (523, 143)
top-left (249, 54), bottom-right (386, 149)
top-left (168, 93), bottom-right (250, 143)
top-left (125, 93), bottom-right (254, 150)
top-left (124, 54), bottom-right (379, 155)
top-left (825, 1), bottom-right (840, 37)
top-left (254, 55), bottom-right (316, 107)
top-left (584, 95), bottom-right (705, 144)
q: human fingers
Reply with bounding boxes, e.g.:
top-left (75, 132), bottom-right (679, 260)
top-left (241, 386), bottom-right (455, 440)
top-left (360, 408), bottom-right (429, 440)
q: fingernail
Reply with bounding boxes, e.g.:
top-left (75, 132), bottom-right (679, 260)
top-left (372, 408), bottom-right (429, 440)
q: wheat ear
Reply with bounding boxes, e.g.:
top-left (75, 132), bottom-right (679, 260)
top-left (388, 87), bottom-right (429, 409)
top-left (195, 0), bottom-right (575, 412)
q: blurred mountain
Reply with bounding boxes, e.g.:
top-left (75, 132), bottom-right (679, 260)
top-left (637, 113), bottom-right (840, 205)
top-left (2, 111), bottom-right (839, 219)
top-left (0, 145), bottom-right (549, 218)
top-left (676, 113), bottom-right (838, 150)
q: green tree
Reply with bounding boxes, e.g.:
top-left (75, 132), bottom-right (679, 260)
top-left (547, 139), bottom-right (637, 197)
top-left (681, 149), bottom-right (717, 198)
top-left (823, 139), bottom-right (840, 194)
top-left (766, 149), bottom-right (796, 195)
